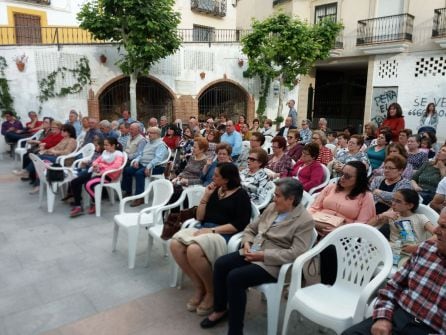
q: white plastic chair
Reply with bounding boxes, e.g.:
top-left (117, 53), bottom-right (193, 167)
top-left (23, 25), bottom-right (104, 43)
top-left (146, 186), bottom-right (205, 284)
top-left (172, 203), bottom-right (260, 289)
top-left (112, 179), bottom-right (174, 269)
top-left (325, 143), bottom-right (336, 155)
top-left (93, 152), bottom-right (128, 217)
top-left (301, 191), bottom-right (315, 208)
top-left (253, 181), bottom-right (275, 211)
top-left (56, 143), bottom-right (95, 167)
top-left (307, 164), bottom-right (330, 195)
top-left (29, 153), bottom-right (79, 213)
top-left (282, 224), bottom-right (393, 335)
top-left (254, 228), bottom-right (318, 335)
top-left (14, 129), bottom-right (43, 166)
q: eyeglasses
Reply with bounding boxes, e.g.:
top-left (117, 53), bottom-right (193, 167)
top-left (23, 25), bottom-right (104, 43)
top-left (247, 157), bottom-right (259, 162)
top-left (340, 172), bottom-right (355, 180)
top-left (312, 137), bottom-right (320, 140)
top-left (383, 166), bottom-right (398, 170)
top-left (348, 141), bottom-right (358, 145)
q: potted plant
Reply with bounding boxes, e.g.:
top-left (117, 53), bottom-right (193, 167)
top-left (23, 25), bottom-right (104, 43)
top-left (14, 54), bottom-right (28, 72)
top-left (99, 54), bottom-right (107, 64)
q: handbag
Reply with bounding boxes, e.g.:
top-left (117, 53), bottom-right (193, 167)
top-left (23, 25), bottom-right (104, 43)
top-left (312, 211), bottom-right (345, 227)
top-left (160, 206), bottom-right (197, 240)
top-left (46, 163), bottom-right (65, 183)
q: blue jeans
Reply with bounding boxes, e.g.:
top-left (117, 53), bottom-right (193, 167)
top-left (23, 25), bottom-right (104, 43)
top-left (121, 165), bottom-right (165, 195)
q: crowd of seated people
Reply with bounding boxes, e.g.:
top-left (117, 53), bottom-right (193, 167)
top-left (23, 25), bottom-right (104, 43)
top-left (3, 103), bottom-right (446, 335)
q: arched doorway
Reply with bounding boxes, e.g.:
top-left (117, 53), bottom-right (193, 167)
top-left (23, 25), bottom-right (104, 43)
top-left (198, 82), bottom-right (248, 122)
top-left (98, 77), bottom-right (174, 124)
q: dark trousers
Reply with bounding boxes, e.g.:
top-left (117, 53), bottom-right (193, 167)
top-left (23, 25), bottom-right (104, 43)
top-left (213, 251), bottom-right (276, 335)
top-left (342, 306), bottom-right (437, 335)
top-left (71, 171), bottom-right (92, 206)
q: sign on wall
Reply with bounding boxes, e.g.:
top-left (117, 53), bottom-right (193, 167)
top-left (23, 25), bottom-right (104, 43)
top-left (371, 86), bottom-right (398, 126)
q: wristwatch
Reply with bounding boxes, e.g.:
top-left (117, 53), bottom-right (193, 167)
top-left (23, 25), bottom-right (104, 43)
top-left (211, 228), bottom-right (216, 234)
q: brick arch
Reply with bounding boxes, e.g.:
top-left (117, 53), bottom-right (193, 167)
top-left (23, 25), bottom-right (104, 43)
top-left (88, 75), bottom-right (178, 121)
top-left (196, 79), bottom-right (255, 124)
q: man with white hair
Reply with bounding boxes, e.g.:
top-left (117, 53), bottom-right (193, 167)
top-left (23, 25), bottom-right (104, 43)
top-left (318, 117), bottom-right (331, 134)
top-left (121, 127), bottom-right (169, 206)
top-left (66, 110), bottom-right (82, 136)
top-left (83, 118), bottom-right (104, 145)
top-left (201, 118), bottom-right (215, 137)
top-left (277, 116), bottom-right (297, 138)
top-left (98, 120), bottom-right (119, 139)
top-left (124, 122), bottom-right (146, 162)
top-left (160, 115), bottom-right (168, 137)
top-left (148, 117), bottom-right (158, 128)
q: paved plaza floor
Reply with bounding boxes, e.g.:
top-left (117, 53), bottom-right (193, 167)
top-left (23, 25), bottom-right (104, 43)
top-left (0, 155), bottom-right (328, 335)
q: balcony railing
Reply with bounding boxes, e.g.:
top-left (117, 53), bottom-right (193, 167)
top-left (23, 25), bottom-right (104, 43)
top-left (433, 8), bottom-right (446, 37)
top-left (191, 0), bottom-right (226, 17)
top-left (356, 13), bottom-right (414, 46)
top-left (0, 26), bottom-right (253, 46)
top-left (18, 0), bottom-right (51, 4)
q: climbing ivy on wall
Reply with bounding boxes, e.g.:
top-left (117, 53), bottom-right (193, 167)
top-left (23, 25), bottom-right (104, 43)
top-left (37, 56), bottom-right (91, 112)
top-left (0, 56), bottom-right (15, 117)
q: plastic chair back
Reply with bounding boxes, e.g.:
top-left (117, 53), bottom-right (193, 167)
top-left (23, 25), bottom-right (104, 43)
top-left (308, 164), bottom-right (330, 195)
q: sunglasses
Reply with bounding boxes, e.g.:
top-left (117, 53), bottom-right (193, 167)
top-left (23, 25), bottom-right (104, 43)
top-left (247, 157), bottom-right (259, 162)
top-left (340, 172), bottom-right (355, 180)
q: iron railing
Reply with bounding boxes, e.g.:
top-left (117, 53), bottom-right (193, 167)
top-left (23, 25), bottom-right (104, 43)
top-left (432, 8), bottom-right (446, 37)
top-left (17, 0), bottom-right (51, 4)
top-left (0, 27), bottom-right (253, 46)
top-left (191, 0), bottom-right (227, 17)
top-left (356, 13), bottom-right (414, 45)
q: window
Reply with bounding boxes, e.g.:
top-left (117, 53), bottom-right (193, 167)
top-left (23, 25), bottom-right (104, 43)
top-left (314, 2), bottom-right (337, 23)
top-left (14, 13), bottom-right (42, 44)
top-left (193, 25), bottom-right (215, 42)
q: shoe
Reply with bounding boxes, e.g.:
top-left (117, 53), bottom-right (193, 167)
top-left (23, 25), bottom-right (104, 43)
top-left (186, 298), bottom-right (201, 312)
top-left (12, 169), bottom-right (25, 176)
top-left (21, 176), bottom-right (30, 181)
top-left (61, 194), bottom-right (74, 201)
top-left (200, 312), bottom-right (227, 328)
top-left (29, 187), bottom-right (39, 195)
top-left (70, 206), bottom-right (84, 217)
top-left (88, 205), bottom-right (96, 215)
top-left (196, 304), bottom-right (214, 316)
top-left (130, 199), bottom-right (144, 207)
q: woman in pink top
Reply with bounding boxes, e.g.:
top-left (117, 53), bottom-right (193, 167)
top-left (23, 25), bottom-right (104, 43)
top-left (308, 160), bottom-right (375, 284)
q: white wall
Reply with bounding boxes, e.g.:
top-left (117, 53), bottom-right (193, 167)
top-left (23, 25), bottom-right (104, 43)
top-left (1, 42), bottom-right (284, 150)
top-left (371, 51), bottom-right (446, 142)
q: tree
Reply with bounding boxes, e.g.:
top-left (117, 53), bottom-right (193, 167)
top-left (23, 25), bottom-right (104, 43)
top-left (241, 13), bottom-right (342, 127)
top-left (0, 56), bottom-right (14, 116)
top-left (78, 0), bottom-right (181, 117)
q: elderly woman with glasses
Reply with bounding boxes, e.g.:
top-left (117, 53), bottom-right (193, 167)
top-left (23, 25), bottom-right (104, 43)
top-left (266, 136), bottom-right (293, 178)
top-left (200, 178), bottom-right (314, 334)
top-left (311, 130), bottom-right (333, 165)
top-left (285, 129), bottom-right (304, 162)
top-left (333, 134), bottom-right (370, 176)
top-left (370, 154), bottom-right (412, 214)
top-left (308, 161), bottom-right (375, 284)
top-left (240, 147), bottom-right (274, 206)
top-left (289, 143), bottom-right (324, 192)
